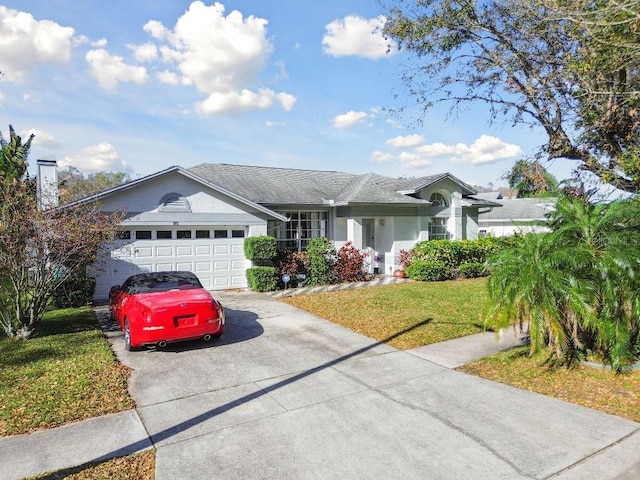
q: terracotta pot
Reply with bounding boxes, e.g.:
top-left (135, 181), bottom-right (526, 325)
top-left (393, 269), bottom-right (406, 278)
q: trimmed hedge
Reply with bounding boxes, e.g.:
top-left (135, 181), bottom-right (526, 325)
top-left (405, 261), bottom-right (454, 282)
top-left (411, 236), bottom-right (522, 268)
top-left (244, 236), bottom-right (277, 266)
top-left (53, 276), bottom-right (97, 308)
top-left (306, 237), bottom-right (336, 286)
top-left (246, 266), bottom-right (278, 292)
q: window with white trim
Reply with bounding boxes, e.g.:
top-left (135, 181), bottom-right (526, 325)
top-left (268, 211), bottom-right (328, 250)
top-left (430, 192), bottom-right (448, 207)
top-left (429, 218), bottom-right (449, 240)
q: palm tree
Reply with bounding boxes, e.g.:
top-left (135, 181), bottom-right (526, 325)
top-left (485, 231), bottom-right (591, 360)
top-left (485, 195), bottom-right (640, 370)
top-left (551, 196), bottom-right (640, 369)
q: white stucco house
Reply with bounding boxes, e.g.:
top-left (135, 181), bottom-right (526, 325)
top-left (40, 160), bottom-right (499, 300)
top-left (475, 192), bottom-right (556, 237)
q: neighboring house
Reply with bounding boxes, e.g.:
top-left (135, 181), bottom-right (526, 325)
top-left (40, 161), bottom-right (499, 300)
top-left (476, 192), bottom-right (556, 237)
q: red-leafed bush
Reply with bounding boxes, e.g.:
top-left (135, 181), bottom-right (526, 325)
top-left (334, 241), bottom-right (367, 283)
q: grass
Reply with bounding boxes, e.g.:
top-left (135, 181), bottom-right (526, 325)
top-left (281, 278), bottom-right (488, 349)
top-left (0, 307), bottom-right (135, 437)
top-left (28, 450), bottom-right (155, 480)
top-left (459, 347), bottom-right (640, 423)
top-left (281, 278), bottom-right (640, 422)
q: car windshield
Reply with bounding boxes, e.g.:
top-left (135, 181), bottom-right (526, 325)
top-left (123, 272), bottom-right (203, 294)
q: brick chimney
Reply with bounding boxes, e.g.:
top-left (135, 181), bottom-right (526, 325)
top-left (37, 159), bottom-right (59, 209)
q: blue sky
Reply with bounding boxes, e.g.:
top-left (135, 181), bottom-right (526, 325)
top-left (0, 0), bottom-right (572, 188)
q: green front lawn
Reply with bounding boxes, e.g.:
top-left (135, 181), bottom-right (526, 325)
top-left (0, 307), bottom-right (135, 437)
top-left (281, 278), bottom-right (488, 349)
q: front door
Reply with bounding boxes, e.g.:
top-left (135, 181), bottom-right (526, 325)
top-left (362, 218), bottom-right (375, 250)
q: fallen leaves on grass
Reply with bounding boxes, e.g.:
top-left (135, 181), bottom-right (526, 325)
top-left (29, 450), bottom-right (155, 480)
top-left (0, 307), bottom-right (135, 436)
top-left (459, 347), bottom-right (640, 423)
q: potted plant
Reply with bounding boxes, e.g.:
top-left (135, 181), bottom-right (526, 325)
top-left (393, 249), bottom-right (411, 278)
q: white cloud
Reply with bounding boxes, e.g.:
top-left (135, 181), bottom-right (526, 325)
top-left (274, 59), bottom-right (288, 81)
top-left (266, 120), bottom-right (284, 128)
top-left (386, 134), bottom-right (424, 148)
top-left (85, 49), bottom-right (149, 90)
top-left (0, 6), bottom-right (74, 83)
top-left (333, 110), bottom-right (368, 129)
top-left (156, 69), bottom-right (180, 85)
top-left (196, 88), bottom-right (295, 115)
top-left (415, 135), bottom-right (523, 164)
top-left (322, 15), bottom-right (395, 59)
top-left (398, 151), bottom-right (431, 169)
top-left (129, 42), bottom-right (158, 62)
top-left (277, 92), bottom-right (297, 111)
top-left (92, 37), bottom-right (108, 48)
top-left (59, 142), bottom-right (131, 174)
top-left (143, 20), bottom-right (170, 40)
top-left (21, 128), bottom-right (61, 149)
top-left (371, 150), bottom-right (394, 163)
top-left (140, 1), bottom-right (295, 115)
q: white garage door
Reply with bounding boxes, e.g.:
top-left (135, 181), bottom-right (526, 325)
top-left (92, 226), bottom-right (247, 300)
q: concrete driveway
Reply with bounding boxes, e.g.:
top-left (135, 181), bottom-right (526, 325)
top-left (107, 290), bottom-right (639, 480)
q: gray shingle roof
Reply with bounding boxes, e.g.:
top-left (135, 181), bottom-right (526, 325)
top-left (188, 164), bottom-right (431, 205)
top-left (479, 198), bottom-right (557, 221)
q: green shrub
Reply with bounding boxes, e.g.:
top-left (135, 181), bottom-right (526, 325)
top-left (53, 276), bottom-right (97, 308)
top-left (411, 237), bottom-right (520, 268)
top-left (405, 261), bottom-right (454, 282)
top-left (244, 236), bottom-right (277, 266)
top-left (457, 262), bottom-right (488, 278)
top-left (306, 237), bottom-right (336, 286)
top-left (246, 266), bottom-right (278, 292)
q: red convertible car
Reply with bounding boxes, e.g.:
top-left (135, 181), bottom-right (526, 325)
top-left (109, 271), bottom-right (225, 350)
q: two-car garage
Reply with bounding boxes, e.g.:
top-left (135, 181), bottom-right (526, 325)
top-left (92, 226), bottom-right (249, 300)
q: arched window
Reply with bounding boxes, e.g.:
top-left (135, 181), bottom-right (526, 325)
top-left (158, 193), bottom-right (191, 213)
top-left (430, 192), bottom-right (448, 207)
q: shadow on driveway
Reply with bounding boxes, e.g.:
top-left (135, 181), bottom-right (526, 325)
top-left (89, 319), bottom-right (431, 463)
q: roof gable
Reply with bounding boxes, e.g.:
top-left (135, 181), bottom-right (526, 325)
top-left (66, 165), bottom-right (287, 221)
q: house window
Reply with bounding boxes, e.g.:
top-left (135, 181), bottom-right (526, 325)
top-left (430, 192), bottom-right (449, 207)
top-left (177, 230), bottom-right (192, 239)
top-left (157, 230), bottom-right (172, 239)
top-left (231, 229), bottom-right (245, 238)
top-left (268, 211), bottom-right (328, 250)
top-left (429, 218), bottom-right (449, 240)
top-left (214, 230), bottom-right (228, 239)
top-left (116, 230), bottom-right (131, 240)
top-left (135, 230), bottom-right (152, 240)
top-left (196, 230), bottom-right (210, 239)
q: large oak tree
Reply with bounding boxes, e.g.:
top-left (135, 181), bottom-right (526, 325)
top-left (384, 0), bottom-right (640, 193)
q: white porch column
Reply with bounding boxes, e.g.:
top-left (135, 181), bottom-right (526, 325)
top-left (347, 218), bottom-right (363, 249)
